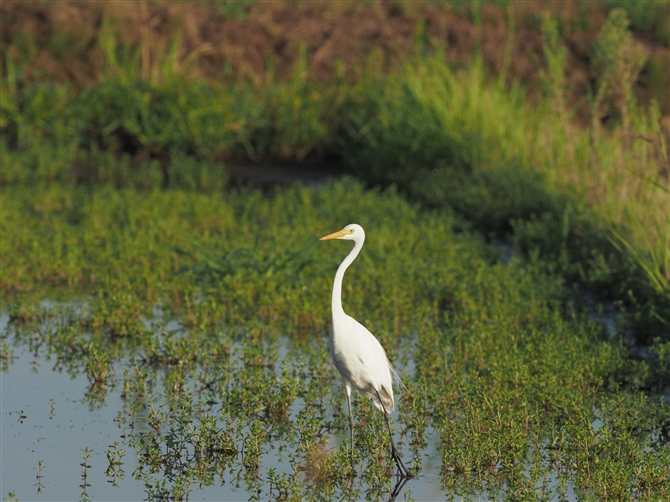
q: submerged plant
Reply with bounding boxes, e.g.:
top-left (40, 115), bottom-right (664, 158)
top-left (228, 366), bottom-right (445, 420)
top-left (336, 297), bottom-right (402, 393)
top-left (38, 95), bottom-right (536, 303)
top-left (85, 345), bottom-right (110, 385)
top-left (79, 447), bottom-right (92, 501)
top-left (105, 442), bottom-right (126, 486)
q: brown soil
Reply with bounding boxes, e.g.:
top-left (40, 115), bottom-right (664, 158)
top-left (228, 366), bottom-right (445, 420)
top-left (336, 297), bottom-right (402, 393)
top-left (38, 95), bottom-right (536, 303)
top-left (1, 1), bottom-right (669, 120)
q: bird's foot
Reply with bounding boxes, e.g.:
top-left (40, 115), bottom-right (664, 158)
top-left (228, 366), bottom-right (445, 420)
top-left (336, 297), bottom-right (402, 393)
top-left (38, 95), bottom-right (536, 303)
top-left (391, 445), bottom-right (414, 478)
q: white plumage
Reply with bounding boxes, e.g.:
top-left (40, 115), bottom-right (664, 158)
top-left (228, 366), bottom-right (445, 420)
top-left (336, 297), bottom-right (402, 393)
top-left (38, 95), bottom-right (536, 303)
top-left (330, 313), bottom-right (395, 412)
top-left (320, 223), bottom-right (412, 477)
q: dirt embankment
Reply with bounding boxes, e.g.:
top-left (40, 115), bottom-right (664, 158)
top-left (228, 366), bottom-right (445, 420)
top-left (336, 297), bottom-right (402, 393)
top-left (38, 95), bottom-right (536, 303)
top-left (2, 1), bottom-right (669, 120)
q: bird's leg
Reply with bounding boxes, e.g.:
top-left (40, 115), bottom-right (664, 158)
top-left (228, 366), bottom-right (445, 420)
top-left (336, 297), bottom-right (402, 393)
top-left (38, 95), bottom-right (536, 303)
top-left (375, 389), bottom-right (414, 478)
top-left (345, 384), bottom-right (354, 460)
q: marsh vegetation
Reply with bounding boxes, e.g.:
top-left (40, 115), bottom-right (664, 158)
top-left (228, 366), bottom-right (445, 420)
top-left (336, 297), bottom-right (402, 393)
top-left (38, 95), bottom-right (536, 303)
top-left (2, 1), bottom-right (669, 501)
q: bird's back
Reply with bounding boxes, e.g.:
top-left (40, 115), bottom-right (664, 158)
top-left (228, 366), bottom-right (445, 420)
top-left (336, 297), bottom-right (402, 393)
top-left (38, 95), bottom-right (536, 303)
top-left (330, 314), bottom-right (395, 412)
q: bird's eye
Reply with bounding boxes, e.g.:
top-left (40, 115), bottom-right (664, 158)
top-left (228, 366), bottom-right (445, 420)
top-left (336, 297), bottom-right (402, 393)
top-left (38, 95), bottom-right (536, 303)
top-left (349, 229), bottom-right (354, 233)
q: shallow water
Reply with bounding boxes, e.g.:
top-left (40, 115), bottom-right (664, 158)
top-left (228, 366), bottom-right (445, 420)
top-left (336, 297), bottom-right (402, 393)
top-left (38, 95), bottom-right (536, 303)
top-left (1, 312), bottom-right (454, 501)
top-left (2, 295), bottom-right (657, 501)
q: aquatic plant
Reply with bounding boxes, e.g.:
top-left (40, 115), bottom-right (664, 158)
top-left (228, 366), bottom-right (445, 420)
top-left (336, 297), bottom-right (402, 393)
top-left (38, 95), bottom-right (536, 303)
top-left (2, 179), bottom-right (669, 499)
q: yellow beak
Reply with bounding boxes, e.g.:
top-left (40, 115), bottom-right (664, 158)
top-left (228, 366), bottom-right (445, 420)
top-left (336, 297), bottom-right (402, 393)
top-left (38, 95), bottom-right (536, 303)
top-left (320, 229), bottom-right (348, 241)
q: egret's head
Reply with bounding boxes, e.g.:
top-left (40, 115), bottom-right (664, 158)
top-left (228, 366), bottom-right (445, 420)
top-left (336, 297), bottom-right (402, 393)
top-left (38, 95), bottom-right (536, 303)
top-left (319, 223), bottom-right (365, 242)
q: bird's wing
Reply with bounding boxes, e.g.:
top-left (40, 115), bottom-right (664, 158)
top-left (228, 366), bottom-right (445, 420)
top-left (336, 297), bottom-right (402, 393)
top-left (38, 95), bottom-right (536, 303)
top-left (332, 315), bottom-right (396, 411)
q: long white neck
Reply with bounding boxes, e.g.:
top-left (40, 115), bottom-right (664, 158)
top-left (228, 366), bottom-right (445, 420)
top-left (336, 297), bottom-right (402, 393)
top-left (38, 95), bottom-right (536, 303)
top-left (332, 237), bottom-right (364, 319)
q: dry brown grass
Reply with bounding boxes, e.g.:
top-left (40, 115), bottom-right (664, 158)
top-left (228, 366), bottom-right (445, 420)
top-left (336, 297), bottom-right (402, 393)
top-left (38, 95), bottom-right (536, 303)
top-left (2, 1), bottom-right (668, 121)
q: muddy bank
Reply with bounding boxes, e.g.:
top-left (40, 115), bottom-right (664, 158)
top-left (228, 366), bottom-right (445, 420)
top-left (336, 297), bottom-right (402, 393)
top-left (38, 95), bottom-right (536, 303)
top-left (2, 1), bottom-right (668, 122)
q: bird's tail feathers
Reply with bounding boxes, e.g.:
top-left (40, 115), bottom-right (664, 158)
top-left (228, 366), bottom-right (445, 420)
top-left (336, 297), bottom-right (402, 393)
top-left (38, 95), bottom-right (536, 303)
top-left (378, 384), bottom-right (395, 413)
top-left (387, 359), bottom-right (412, 398)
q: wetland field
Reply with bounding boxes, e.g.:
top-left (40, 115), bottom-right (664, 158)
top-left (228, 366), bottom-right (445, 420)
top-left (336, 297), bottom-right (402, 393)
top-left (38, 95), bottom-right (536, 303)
top-left (2, 1), bottom-right (670, 501)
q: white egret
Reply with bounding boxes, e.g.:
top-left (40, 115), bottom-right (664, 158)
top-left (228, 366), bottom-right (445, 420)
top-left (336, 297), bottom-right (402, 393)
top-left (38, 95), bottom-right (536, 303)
top-left (320, 224), bottom-right (413, 478)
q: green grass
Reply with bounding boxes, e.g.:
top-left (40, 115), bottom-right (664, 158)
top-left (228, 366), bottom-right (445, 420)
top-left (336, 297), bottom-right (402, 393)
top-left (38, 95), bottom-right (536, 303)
top-left (2, 11), bottom-right (668, 341)
top-left (342, 11), bottom-right (668, 303)
top-left (2, 11), bottom-right (667, 312)
top-left (2, 6), bottom-right (670, 500)
top-left (2, 179), bottom-right (669, 500)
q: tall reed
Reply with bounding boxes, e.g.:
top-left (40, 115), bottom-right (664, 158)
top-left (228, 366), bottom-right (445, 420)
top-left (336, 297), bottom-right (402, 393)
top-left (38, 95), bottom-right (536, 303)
top-left (345, 9), bottom-right (668, 299)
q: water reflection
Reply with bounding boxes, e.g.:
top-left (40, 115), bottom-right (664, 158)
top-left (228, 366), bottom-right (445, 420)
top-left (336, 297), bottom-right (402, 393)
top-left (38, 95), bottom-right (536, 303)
top-left (1, 311), bottom-right (445, 501)
top-left (4, 301), bottom-right (661, 501)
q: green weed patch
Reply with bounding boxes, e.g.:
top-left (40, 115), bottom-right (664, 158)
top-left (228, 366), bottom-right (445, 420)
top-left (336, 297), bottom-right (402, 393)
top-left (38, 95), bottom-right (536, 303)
top-left (2, 6), bottom-right (669, 500)
top-left (2, 11), bottom-right (667, 316)
top-left (2, 179), bottom-right (669, 499)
